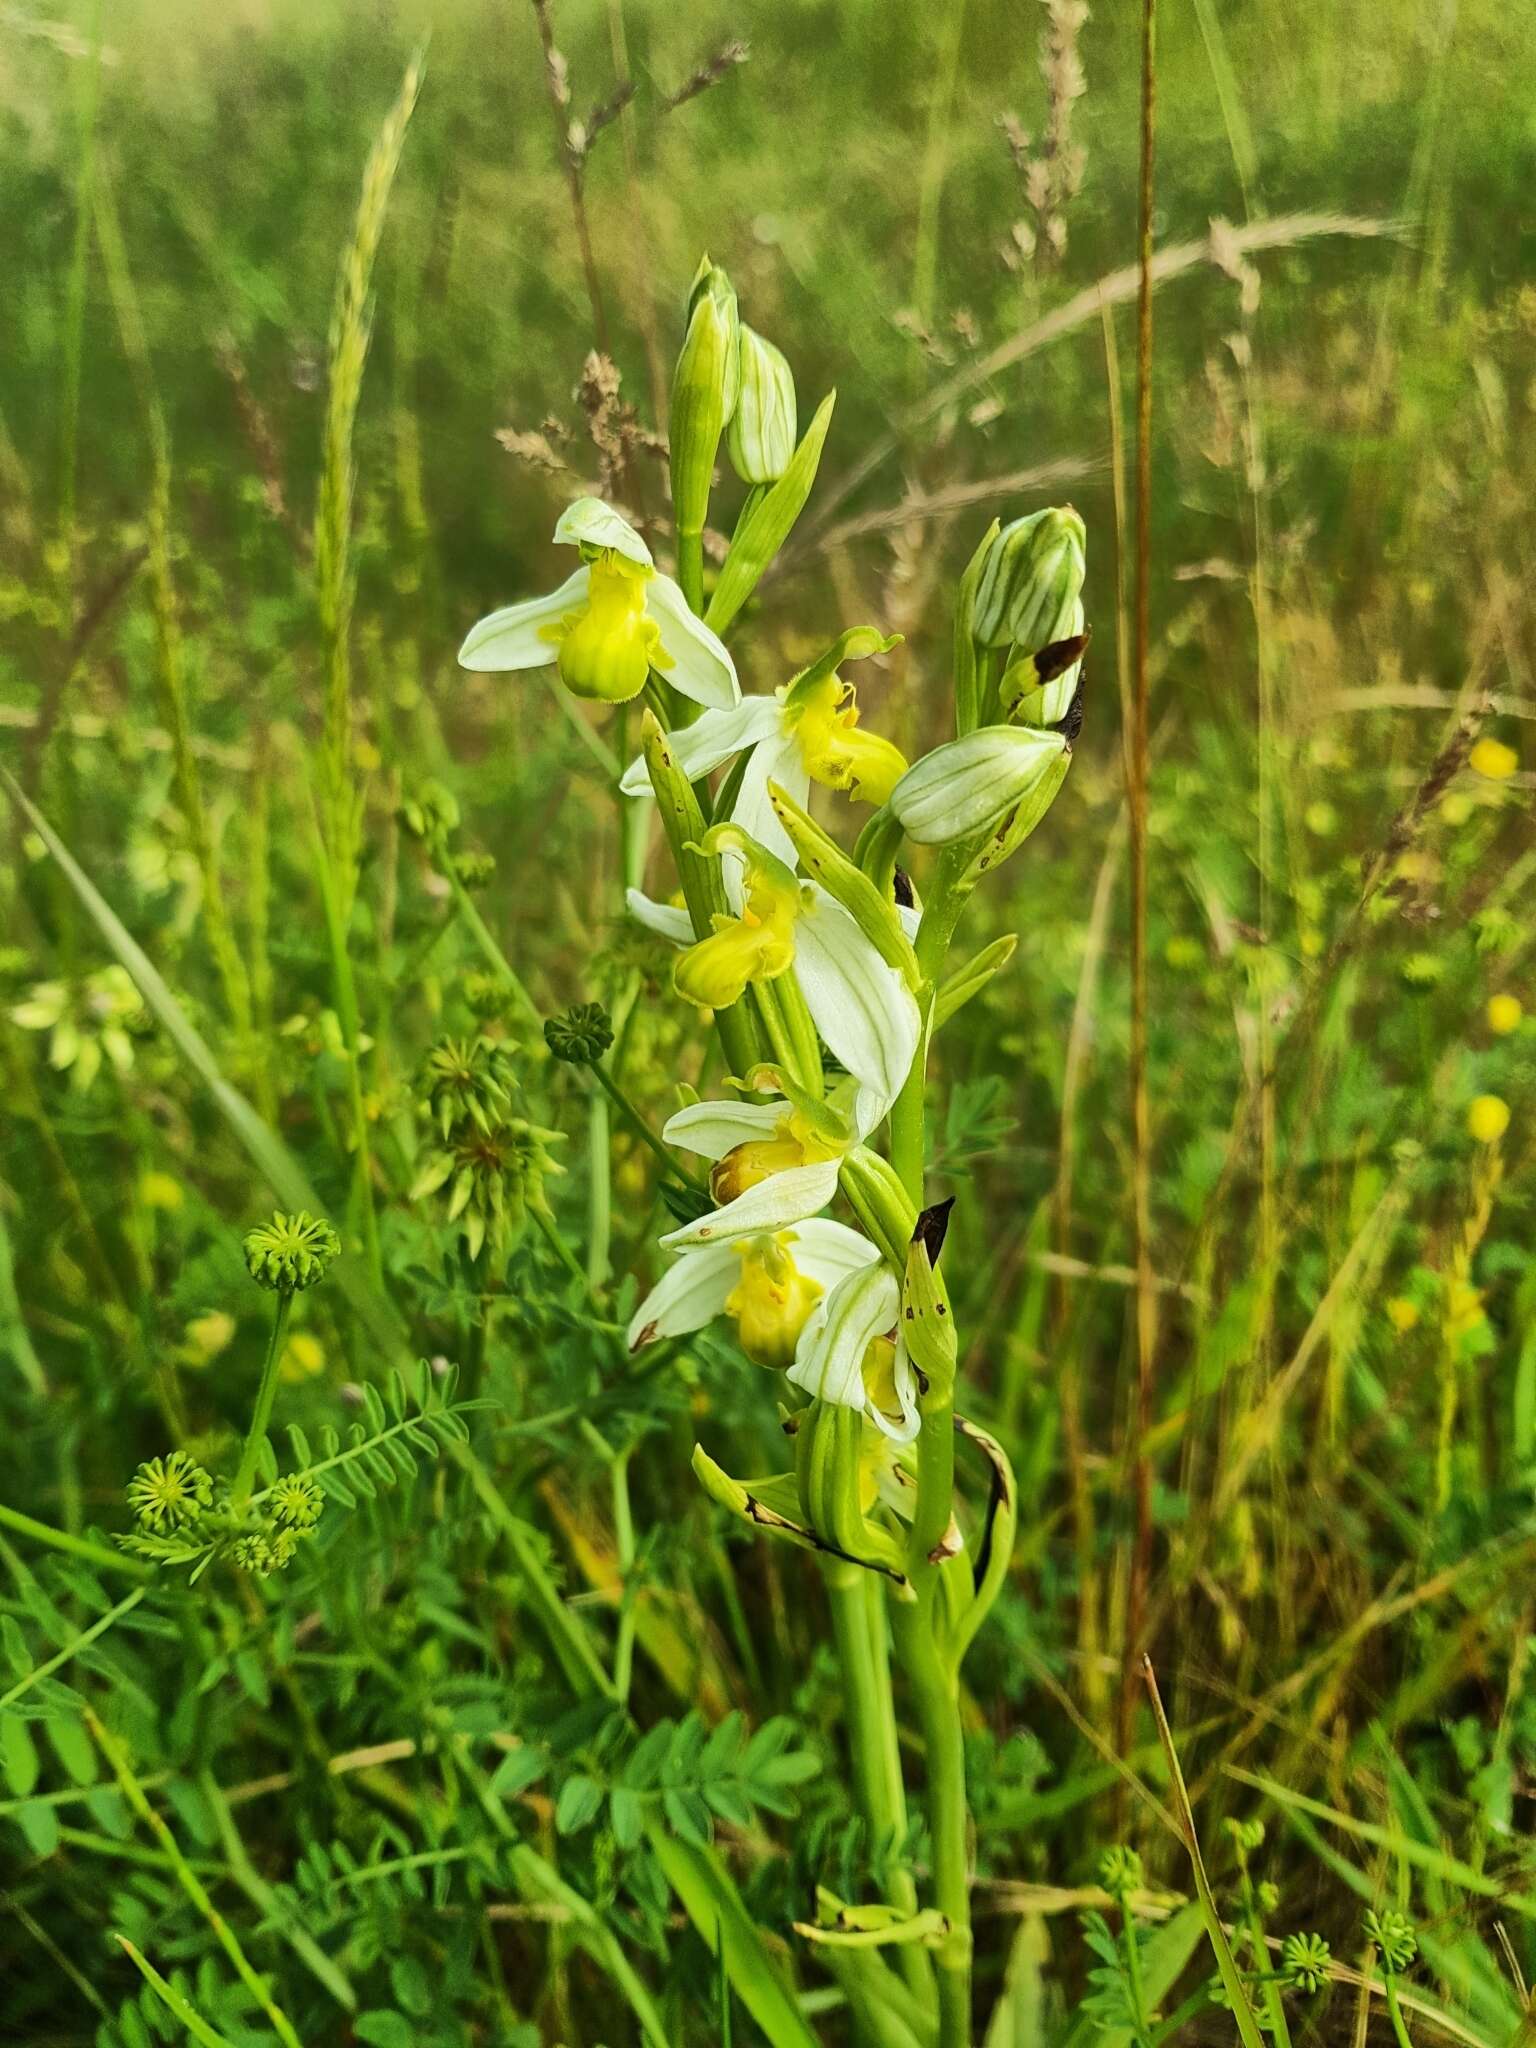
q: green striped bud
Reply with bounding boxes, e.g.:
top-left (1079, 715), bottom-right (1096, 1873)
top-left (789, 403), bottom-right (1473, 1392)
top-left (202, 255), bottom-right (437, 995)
top-left (970, 506), bottom-right (1085, 652)
top-left (669, 258), bottom-right (740, 542)
top-left (727, 324), bottom-right (798, 483)
top-left (889, 724), bottom-right (1068, 846)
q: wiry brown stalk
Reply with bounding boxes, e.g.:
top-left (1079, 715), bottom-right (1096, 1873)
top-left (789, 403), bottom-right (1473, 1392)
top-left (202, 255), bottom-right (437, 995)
top-left (1122, 0), bottom-right (1158, 1762)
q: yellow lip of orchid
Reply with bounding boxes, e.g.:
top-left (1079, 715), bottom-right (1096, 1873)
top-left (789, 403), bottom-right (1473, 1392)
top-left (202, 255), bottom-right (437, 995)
top-left (539, 553), bottom-right (673, 704)
top-left (723, 1232), bottom-right (825, 1369)
top-left (457, 496), bottom-right (739, 710)
top-left (710, 1107), bottom-right (848, 1205)
top-left (672, 825), bottom-right (804, 1010)
top-left (783, 670), bottom-right (909, 806)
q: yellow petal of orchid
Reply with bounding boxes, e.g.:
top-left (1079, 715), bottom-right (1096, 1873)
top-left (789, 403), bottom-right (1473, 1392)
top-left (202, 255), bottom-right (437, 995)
top-left (542, 556), bottom-right (666, 703)
top-left (724, 1234), bottom-right (825, 1369)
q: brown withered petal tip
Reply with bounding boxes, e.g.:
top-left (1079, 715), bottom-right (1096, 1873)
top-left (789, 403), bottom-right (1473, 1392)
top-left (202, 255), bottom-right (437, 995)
top-left (892, 866), bottom-right (915, 908)
top-left (1035, 624), bottom-right (1092, 683)
top-left (1055, 675), bottom-right (1087, 746)
top-left (912, 1195), bottom-right (956, 1264)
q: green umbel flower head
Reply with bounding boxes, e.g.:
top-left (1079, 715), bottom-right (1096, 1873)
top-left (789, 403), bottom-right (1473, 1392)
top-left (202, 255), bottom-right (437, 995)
top-left (127, 1451), bottom-right (214, 1530)
top-left (1281, 1933), bottom-right (1332, 1994)
top-left (243, 1211), bottom-right (341, 1293)
top-left (419, 1036), bottom-right (516, 1140)
top-left (1365, 1909), bottom-right (1418, 1974)
top-left (544, 1002), bottom-right (615, 1065)
top-left (267, 1473), bottom-right (325, 1532)
top-left (1098, 1846), bottom-right (1144, 1899)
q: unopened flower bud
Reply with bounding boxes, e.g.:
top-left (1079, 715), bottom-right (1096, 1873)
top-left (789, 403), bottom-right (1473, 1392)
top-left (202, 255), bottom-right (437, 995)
top-left (669, 258), bottom-right (740, 542)
top-left (970, 506), bottom-right (1086, 653)
top-left (544, 1002), bottom-right (614, 1065)
top-left (889, 725), bottom-right (1068, 845)
top-left (727, 325), bottom-right (797, 484)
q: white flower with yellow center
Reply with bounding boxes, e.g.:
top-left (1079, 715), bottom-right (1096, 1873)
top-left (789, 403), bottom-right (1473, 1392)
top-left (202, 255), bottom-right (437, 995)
top-left (458, 498), bottom-right (738, 709)
top-left (626, 1220), bottom-right (880, 1368)
top-left (790, 1259), bottom-right (919, 1443)
top-left (618, 627), bottom-right (906, 866)
top-left (655, 1077), bottom-right (870, 1250)
top-left (630, 825), bottom-right (921, 1117)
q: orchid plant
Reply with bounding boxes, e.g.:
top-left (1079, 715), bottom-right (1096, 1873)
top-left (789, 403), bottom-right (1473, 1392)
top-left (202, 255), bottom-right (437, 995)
top-left (459, 256), bottom-right (1088, 2048)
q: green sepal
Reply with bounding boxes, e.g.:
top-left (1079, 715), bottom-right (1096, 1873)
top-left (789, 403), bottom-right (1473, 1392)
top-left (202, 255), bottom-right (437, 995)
top-left (694, 820), bottom-right (802, 901)
top-left (766, 781), bottom-right (920, 988)
top-left (794, 1403), bottom-right (909, 1579)
top-left (954, 518), bottom-right (999, 735)
top-left (670, 258), bottom-right (740, 542)
top-left (735, 1063), bottom-right (852, 1148)
top-left (693, 1444), bottom-right (908, 1589)
top-left (838, 1148), bottom-right (918, 1269)
top-left (642, 713), bottom-right (760, 1076)
top-left (933, 933), bottom-right (1018, 1031)
top-left (957, 743), bottom-right (1072, 889)
top-left (852, 805), bottom-right (904, 901)
top-left (782, 626), bottom-right (903, 714)
top-left (706, 392), bottom-right (836, 638)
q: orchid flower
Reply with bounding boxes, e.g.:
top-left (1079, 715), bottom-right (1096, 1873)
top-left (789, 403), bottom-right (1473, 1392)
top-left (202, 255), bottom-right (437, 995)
top-left (631, 823), bottom-right (920, 1113)
top-left (618, 627), bottom-right (906, 866)
top-left (625, 1218), bottom-right (880, 1368)
top-left (656, 1074), bottom-right (880, 1250)
top-left (789, 1259), bottom-right (919, 1443)
top-left (458, 497), bottom-right (738, 710)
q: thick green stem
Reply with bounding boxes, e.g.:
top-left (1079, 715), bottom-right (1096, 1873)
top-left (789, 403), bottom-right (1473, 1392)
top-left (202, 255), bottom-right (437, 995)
top-left (825, 1563), bottom-right (935, 2016)
top-left (231, 1291), bottom-right (292, 1512)
top-left (677, 530), bottom-right (705, 615)
top-left (890, 1592), bottom-right (970, 2047)
top-left (0, 1503), bottom-right (149, 1580)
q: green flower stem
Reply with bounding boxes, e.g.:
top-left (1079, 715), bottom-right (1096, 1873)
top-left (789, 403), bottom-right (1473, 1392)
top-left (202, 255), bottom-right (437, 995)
top-left (1383, 1976), bottom-right (1415, 2048)
top-left (440, 860), bottom-right (542, 1031)
top-left (889, 1589), bottom-right (971, 2048)
top-left (0, 1502), bottom-right (149, 1579)
top-left (230, 1289), bottom-right (292, 1513)
top-left (1117, 1895), bottom-right (1154, 2048)
top-left (824, 1562), bottom-right (934, 2016)
top-left (752, 977), bottom-right (803, 1083)
top-left (314, 833), bottom-right (382, 1291)
top-left (588, 1061), bottom-right (703, 1189)
top-left (677, 530), bottom-right (705, 616)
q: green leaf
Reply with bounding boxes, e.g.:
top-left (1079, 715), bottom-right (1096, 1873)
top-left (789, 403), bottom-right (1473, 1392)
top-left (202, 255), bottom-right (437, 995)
top-left (555, 1773), bottom-right (604, 1835)
top-left (705, 391), bottom-right (836, 636)
top-left (16, 1795), bottom-right (60, 1856)
top-left (0, 1715), bottom-right (39, 1797)
top-left (353, 2013), bottom-right (414, 2048)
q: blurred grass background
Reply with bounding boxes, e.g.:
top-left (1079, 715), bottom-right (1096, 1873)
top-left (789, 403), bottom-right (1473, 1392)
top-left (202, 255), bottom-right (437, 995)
top-left (4, 0), bottom-right (1536, 2041)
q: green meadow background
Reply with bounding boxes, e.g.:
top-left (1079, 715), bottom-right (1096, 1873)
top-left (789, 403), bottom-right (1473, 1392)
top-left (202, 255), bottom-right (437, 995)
top-left (4, 0), bottom-right (1536, 2041)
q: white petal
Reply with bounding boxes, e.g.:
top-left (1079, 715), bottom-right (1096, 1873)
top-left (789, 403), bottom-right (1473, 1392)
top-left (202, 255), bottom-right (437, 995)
top-left (793, 890), bottom-right (922, 1113)
top-left (661, 1098), bottom-right (786, 1160)
top-left (789, 1263), bottom-right (899, 1414)
top-left (618, 698), bottom-right (780, 798)
top-left (730, 730), bottom-right (807, 871)
top-left (625, 1244), bottom-right (738, 1349)
top-left (458, 566), bottom-right (591, 671)
top-left (554, 496), bottom-right (652, 568)
top-left (896, 902), bottom-right (921, 942)
top-left (872, 1333), bottom-right (921, 1445)
top-left (659, 1159), bottom-right (842, 1248)
top-left (787, 1218), bottom-right (883, 1291)
top-left (625, 888), bottom-right (694, 947)
top-left (647, 575), bottom-right (740, 708)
